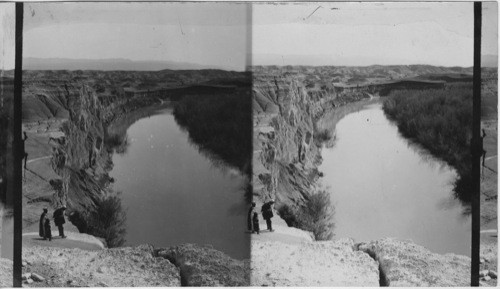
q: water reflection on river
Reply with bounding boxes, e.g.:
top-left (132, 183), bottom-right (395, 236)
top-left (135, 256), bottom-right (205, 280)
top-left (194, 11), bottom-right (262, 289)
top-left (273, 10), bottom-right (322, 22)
top-left (110, 108), bottom-right (249, 259)
top-left (320, 103), bottom-right (470, 256)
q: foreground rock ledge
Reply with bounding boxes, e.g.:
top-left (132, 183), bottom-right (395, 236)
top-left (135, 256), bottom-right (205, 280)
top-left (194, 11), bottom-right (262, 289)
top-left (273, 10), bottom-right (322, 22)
top-left (23, 244), bottom-right (180, 287)
top-left (357, 238), bottom-right (471, 287)
top-left (251, 238), bottom-right (380, 286)
top-left (157, 243), bottom-right (250, 286)
top-left (23, 243), bottom-right (250, 287)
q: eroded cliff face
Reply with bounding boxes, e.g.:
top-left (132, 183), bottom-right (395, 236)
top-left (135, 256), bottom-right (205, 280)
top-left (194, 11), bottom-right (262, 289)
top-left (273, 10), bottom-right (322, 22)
top-left (253, 76), bottom-right (367, 210)
top-left (48, 85), bottom-right (110, 212)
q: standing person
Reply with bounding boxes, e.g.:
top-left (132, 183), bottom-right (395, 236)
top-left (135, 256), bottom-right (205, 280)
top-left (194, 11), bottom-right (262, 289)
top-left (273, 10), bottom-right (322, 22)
top-left (252, 212), bottom-right (260, 234)
top-left (44, 218), bottom-right (52, 241)
top-left (482, 129), bottom-right (487, 167)
top-left (22, 132), bottom-right (28, 169)
top-left (247, 202), bottom-right (256, 232)
top-left (53, 206), bottom-right (67, 238)
top-left (39, 208), bottom-right (48, 239)
top-left (261, 200), bottom-right (275, 232)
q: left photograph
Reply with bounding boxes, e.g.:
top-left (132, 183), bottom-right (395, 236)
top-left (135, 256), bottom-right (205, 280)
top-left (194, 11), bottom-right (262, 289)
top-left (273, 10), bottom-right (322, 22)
top-left (0, 2), bottom-right (15, 287)
top-left (20, 2), bottom-right (252, 286)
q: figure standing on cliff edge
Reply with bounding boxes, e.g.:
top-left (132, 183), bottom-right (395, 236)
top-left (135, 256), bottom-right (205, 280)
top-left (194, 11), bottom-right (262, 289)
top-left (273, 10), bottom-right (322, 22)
top-left (44, 218), bottom-right (52, 241)
top-left (22, 132), bottom-right (28, 170)
top-left (39, 208), bottom-right (48, 239)
top-left (247, 202), bottom-right (256, 232)
top-left (261, 200), bottom-right (275, 232)
top-left (252, 212), bottom-right (260, 234)
top-left (53, 206), bottom-right (67, 239)
top-left (482, 129), bottom-right (487, 167)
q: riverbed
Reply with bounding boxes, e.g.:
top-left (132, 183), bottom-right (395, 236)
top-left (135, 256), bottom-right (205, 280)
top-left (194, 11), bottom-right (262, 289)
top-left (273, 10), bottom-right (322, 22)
top-left (110, 108), bottom-right (249, 260)
top-left (319, 103), bottom-right (471, 256)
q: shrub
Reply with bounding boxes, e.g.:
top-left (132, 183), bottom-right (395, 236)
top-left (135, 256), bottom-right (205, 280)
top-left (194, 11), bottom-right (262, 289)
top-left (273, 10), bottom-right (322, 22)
top-left (278, 190), bottom-right (335, 241)
top-left (314, 129), bottom-right (332, 144)
top-left (70, 194), bottom-right (127, 248)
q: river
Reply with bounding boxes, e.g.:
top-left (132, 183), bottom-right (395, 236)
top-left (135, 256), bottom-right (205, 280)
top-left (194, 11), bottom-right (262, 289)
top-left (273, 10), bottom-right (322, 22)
top-left (319, 103), bottom-right (471, 256)
top-left (110, 108), bottom-right (249, 260)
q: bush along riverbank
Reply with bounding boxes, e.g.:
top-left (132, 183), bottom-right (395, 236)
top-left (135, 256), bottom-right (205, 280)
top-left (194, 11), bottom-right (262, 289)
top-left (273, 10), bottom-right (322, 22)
top-left (383, 84), bottom-right (473, 206)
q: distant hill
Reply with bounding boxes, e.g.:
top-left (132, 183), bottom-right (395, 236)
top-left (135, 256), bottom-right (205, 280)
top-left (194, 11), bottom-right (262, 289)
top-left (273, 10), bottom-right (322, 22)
top-left (23, 57), bottom-right (236, 71)
top-left (482, 54), bottom-right (498, 68)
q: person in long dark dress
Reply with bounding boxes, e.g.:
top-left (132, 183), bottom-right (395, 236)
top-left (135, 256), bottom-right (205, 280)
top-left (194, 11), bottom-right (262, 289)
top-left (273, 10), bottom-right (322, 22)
top-left (252, 212), bottom-right (260, 234)
top-left (39, 208), bottom-right (48, 239)
top-left (247, 202), bottom-right (256, 231)
top-left (53, 206), bottom-right (67, 238)
top-left (44, 218), bottom-right (52, 241)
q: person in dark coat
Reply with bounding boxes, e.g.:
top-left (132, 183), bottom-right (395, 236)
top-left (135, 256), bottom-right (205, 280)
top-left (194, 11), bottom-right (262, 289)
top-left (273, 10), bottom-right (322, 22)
top-left (247, 202), bottom-right (256, 231)
top-left (53, 206), bottom-right (67, 238)
top-left (261, 200), bottom-right (275, 232)
top-left (39, 208), bottom-right (48, 239)
top-left (44, 218), bottom-right (52, 241)
top-left (22, 132), bottom-right (28, 169)
top-left (252, 212), bottom-right (260, 234)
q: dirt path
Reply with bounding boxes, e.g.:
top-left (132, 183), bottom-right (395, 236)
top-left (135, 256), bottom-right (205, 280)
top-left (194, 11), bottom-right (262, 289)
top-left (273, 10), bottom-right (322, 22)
top-left (27, 156), bottom-right (51, 164)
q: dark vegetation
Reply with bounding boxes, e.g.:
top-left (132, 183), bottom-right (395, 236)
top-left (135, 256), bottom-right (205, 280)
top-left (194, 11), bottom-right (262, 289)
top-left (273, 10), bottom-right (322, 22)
top-left (69, 194), bottom-right (127, 247)
top-left (173, 87), bottom-right (252, 176)
top-left (278, 190), bottom-right (335, 240)
top-left (0, 78), bottom-right (14, 206)
top-left (383, 84), bottom-right (473, 204)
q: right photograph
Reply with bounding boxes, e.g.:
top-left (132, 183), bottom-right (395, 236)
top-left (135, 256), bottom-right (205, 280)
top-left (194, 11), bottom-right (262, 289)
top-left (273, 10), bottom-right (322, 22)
top-left (250, 2), bottom-right (496, 286)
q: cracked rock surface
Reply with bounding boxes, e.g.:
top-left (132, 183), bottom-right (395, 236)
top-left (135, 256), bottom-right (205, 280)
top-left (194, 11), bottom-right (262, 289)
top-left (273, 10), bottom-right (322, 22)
top-left (157, 243), bottom-right (250, 286)
top-left (22, 244), bottom-right (180, 287)
top-left (357, 238), bottom-right (470, 287)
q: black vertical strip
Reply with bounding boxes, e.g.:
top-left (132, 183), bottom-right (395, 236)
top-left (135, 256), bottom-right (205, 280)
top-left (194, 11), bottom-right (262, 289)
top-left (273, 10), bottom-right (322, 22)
top-left (471, 1), bottom-right (481, 287)
top-left (13, 2), bottom-right (23, 288)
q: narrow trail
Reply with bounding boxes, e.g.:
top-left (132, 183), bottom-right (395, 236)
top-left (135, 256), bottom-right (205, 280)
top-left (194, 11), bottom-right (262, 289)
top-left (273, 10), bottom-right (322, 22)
top-left (485, 155), bottom-right (497, 161)
top-left (27, 155), bottom-right (51, 164)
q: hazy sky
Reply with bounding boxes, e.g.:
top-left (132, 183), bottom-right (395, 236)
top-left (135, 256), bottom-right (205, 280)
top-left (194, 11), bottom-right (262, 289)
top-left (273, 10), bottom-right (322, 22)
top-left (23, 2), bottom-right (250, 71)
top-left (0, 2), bottom-right (497, 70)
top-left (0, 3), bottom-right (15, 71)
top-left (483, 2), bottom-right (498, 57)
top-left (253, 2), bottom-right (495, 67)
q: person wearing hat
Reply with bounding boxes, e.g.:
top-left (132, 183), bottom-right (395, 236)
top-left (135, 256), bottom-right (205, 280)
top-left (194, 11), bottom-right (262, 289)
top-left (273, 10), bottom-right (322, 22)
top-left (53, 206), bottom-right (67, 238)
top-left (39, 208), bottom-right (48, 239)
top-left (261, 199), bottom-right (275, 232)
top-left (247, 202), bottom-right (256, 232)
